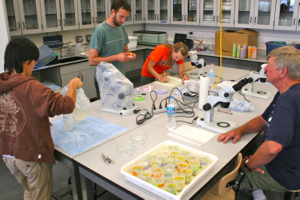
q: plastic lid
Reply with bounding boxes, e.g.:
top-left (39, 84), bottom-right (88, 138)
top-left (170, 96), bottom-right (174, 100)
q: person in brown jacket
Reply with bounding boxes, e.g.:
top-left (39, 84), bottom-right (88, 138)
top-left (0, 37), bottom-right (83, 200)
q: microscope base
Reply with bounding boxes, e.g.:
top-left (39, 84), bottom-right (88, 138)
top-left (242, 88), bottom-right (272, 99)
top-left (196, 118), bottom-right (237, 134)
top-left (102, 106), bottom-right (138, 116)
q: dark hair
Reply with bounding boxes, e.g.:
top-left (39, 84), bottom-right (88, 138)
top-left (111, 0), bottom-right (131, 12)
top-left (4, 37), bottom-right (39, 74)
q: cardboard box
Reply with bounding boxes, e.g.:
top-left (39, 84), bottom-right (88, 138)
top-left (215, 29), bottom-right (258, 56)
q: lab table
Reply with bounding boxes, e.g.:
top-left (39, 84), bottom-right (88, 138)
top-left (50, 66), bottom-right (277, 199)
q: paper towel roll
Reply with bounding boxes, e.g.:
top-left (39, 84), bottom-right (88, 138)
top-left (199, 76), bottom-right (209, 109)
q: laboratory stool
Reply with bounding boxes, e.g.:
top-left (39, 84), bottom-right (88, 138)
top-left (284, 190), bottom-right (300, 200)
top-left (200, 153), bottom-right (245, 200)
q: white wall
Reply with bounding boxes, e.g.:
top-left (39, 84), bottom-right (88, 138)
top-left (0, 1), bottom-right (10, 73)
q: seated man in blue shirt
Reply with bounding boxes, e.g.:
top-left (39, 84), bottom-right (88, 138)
top-left (218, 46), bottom-right (300, 200)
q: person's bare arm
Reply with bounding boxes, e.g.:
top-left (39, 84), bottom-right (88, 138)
top-left (177, 63), bottom-right (189, 83)
top-left (88, 48), bottom-right (130, 66)
top-left (217, 115), bottom-right (266, 143)
top-left (66, 77), bottom-right (83, 103)
top-left (242, 141), bottom-right (282, 174)
top-left (146, 59), bottom-right (169, 83)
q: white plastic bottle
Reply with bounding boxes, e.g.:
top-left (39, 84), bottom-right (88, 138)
top-left (75, 42), bottom-right (84, 56)
top-left (63, 114), bottom-right (74, 131)
top-left (166, 96), bottom-right (176, 129)
top-left (208, 68), bottom-right (214, 84)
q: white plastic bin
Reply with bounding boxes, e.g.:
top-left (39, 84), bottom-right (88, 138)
top-left (121, 141), bottom-right (218, 200)
top-left (128, 36), bottom-right (138, 49)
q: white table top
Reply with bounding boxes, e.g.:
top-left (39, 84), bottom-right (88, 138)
top-left (72, 66), bottom-right (277, 199)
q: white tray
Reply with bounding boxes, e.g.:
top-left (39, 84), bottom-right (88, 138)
top-left (120, 141), bottom-right (218, 200)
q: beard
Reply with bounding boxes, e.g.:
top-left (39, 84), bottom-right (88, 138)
top-left (113, 15), bottom-right (122, 27)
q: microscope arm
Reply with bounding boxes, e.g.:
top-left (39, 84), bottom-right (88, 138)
top-left (202, 78), bottom-right (250, 123)
top-left (191, 58), bottom-right (206, 76)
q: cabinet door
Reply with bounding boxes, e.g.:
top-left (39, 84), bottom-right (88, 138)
top-left (253, 0), bottom-right (276, 29)
top-left (78, 0), bottom-right (94, 29)
top-left (217, 0), bottom-right (235, 27)
top-left (61, 0), bottom-right (79, 30)
top-left (133, 0), bottom-right (145, 24)
top-left (94, 0), bottom-right (107, 25)
top-left (234, 0), bottom-right (255, 28)
top-left (274, 0), bottom-right (299, 30)
top-left (297, 1), bottom-right (300, 31)
top-left (81, 68), bottom-right (97, 99)
top-left (18, 0), bottom-right (43, 34)
top-left (171, 0), bottom-right (185, 24)
top-left (124, 0), bottom-right (133, 25)
top-left (185, 0), bottom-right (200, 25)
top-left (61, 70), bottom-right (96, 99)
top-left (158, 0), bottom-right (171, 23)
top-left (200, 0), bottom-right (217, 26)
top-left (5, 0), bottom-right (22, 36)
top-left (146, 0), bottom-right (157, 23)
top-left (40, 0), bottom-right (61, 32)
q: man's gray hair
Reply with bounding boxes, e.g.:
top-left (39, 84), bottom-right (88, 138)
top-left (267, 46), bottom-right (300, 79)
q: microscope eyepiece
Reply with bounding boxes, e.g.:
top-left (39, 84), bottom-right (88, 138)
top-left (232, 78), bottom-right (250, 91)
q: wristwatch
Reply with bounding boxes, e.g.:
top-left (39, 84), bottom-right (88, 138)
top-left (244, 159), bottom-right (252, 171)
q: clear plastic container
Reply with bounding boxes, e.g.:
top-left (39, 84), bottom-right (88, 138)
top-left (61, 85), bottom-right (93, 121)
top-left (73, 88), bottom-right (93, 120)
top-left (63, 114), bottom-right (74, 131)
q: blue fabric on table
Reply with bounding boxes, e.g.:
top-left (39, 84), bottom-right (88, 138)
top-left (51, 116), bottom-right (128, 156)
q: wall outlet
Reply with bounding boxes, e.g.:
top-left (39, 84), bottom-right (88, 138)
top-left (86, 35), bottom-right (92, 43)
top-left (76, 36), bottom-right (83, 43)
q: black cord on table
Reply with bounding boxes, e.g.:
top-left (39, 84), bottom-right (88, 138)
top-left (136, 109), bottom-right (152, 125)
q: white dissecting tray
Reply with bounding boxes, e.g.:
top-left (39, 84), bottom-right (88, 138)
top-left (121, 141), bottom-right (218, 200)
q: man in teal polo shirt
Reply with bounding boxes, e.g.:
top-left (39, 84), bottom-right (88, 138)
top-left (89, 0), bottom-right (136, 100)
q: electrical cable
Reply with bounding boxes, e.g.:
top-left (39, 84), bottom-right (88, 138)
top-left (136, 109), bottom-right (152, 125)
top-left (238, 91), bottom-right (251, 102)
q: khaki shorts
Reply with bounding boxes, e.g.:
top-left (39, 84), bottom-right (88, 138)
top-left (3, 156), bottom-right (53, 200)
top-left (240, 165), bottom-right (288, 192)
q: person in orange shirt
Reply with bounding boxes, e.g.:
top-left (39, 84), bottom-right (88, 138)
top-left (140, 42), bottom-right (189, 85)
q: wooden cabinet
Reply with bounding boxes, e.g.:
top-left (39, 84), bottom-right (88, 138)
top-left (145, 0), bottom-right (171, 24)
top-left (171, 0), bottom-right (200, 25)
top-left (200, 0), bottom-right (235, 27)
top-left (234, 0), bottom-right (276, 29)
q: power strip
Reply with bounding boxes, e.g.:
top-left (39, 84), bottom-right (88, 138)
top-left (153, 108), bottom-right (166, 114)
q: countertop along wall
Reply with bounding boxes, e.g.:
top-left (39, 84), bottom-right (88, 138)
top-left (11, 24), bottom-right (144, 53)
top-left (146, 24), bottom-right (300, 52)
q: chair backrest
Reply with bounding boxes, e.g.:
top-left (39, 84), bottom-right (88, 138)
top-left (217, 153), bottom-right (243, 197)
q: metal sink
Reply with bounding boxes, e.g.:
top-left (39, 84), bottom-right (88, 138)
top-left (46, 56), bottom-right (87, 66)
top-left (58, 56), bottom-right (87, 63)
